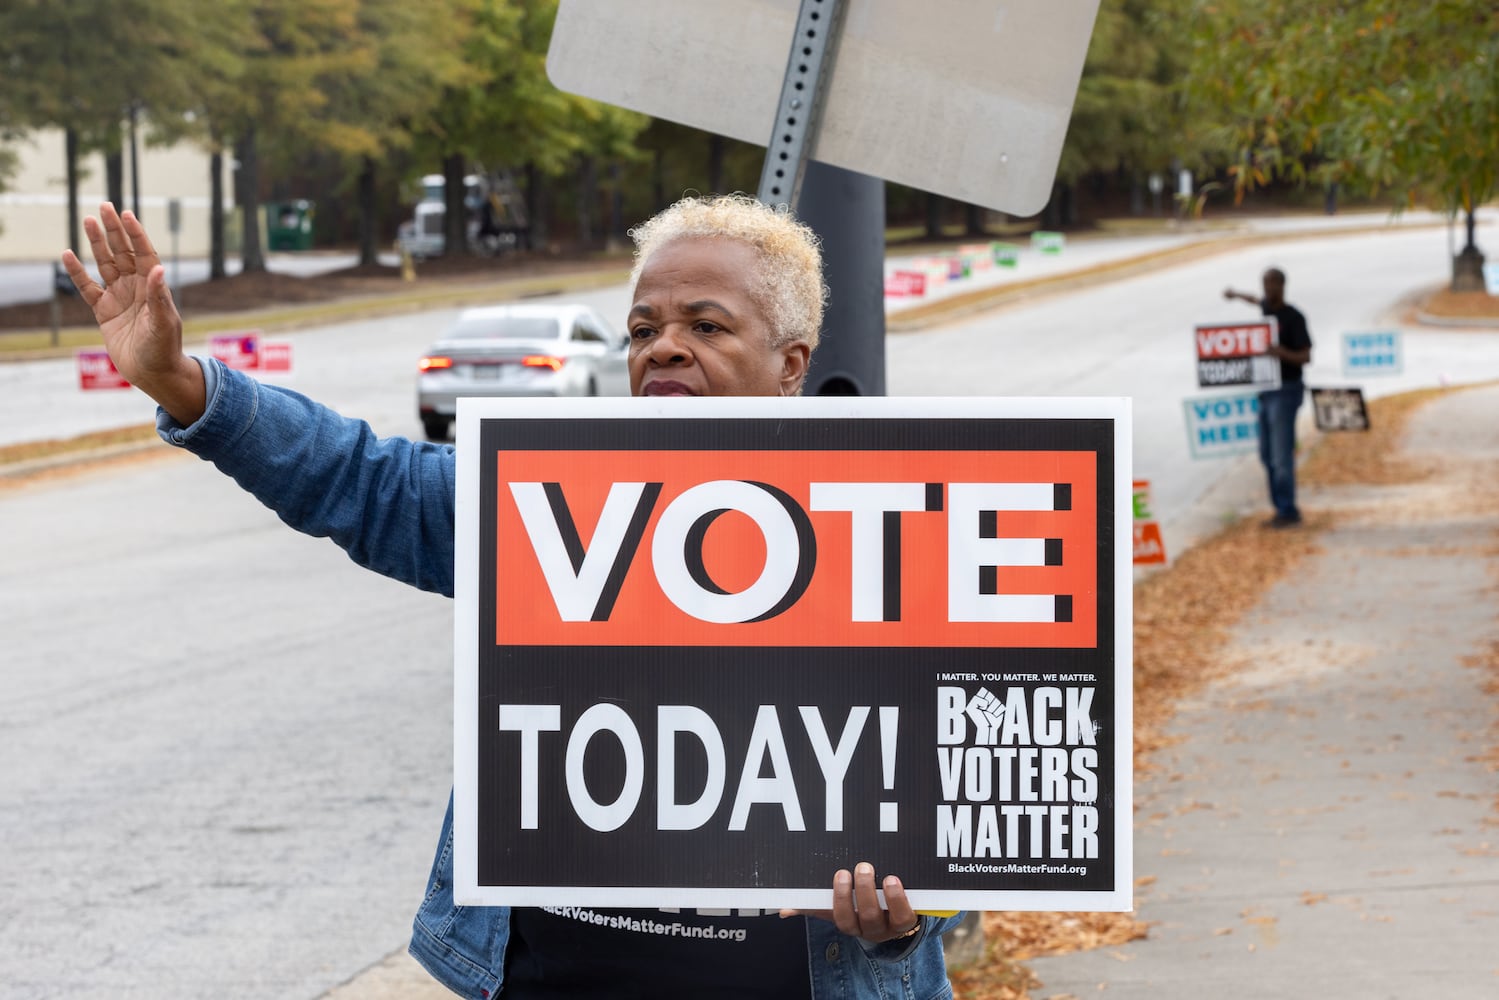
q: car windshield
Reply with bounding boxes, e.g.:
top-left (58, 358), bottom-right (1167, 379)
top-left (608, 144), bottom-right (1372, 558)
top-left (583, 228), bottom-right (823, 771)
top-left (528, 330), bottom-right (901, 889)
top-left (447, 317), bottom-right (560, 341)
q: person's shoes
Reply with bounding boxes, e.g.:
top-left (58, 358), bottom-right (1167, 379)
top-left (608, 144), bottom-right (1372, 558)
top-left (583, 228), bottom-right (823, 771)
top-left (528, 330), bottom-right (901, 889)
top-left (1263, 512), bottom-right (1302, 529)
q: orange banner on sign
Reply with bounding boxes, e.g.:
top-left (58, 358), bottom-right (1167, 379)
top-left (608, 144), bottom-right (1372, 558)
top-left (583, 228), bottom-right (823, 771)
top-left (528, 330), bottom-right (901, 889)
top-left (493, 448), bottom-right (1098, 649)
top-left (1131, 479), bottom-right (1166, 565)
top-left (1132, 522), bottom-right (1167, 565)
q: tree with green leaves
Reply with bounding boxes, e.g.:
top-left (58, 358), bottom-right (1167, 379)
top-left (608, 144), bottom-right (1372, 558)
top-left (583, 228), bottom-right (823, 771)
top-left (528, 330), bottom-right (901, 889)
top-left (1181, 0), bottom-right (1498, 287)
top-left (0, 131), bottom-right (18, 239)
top-left (162, 0), bottom-right (443, 274)
top-left (219, 0), bottom-right (384, 273)
top-left (1044, 0), bottom-right (1217, 225)
top-left (303, 0), bottom-right (474, 265)
top-left (0, 0), bottom-right (208, 253)
top-left (407, 0), bottom-right (648, 255)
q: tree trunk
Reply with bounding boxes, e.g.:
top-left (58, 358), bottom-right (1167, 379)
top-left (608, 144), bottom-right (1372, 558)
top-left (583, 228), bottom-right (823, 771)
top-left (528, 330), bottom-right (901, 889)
top-left (1043, 181), bottom-right (1075, 229)
top-left (209, 145), bottom-right (226, 280)
top-left (924, 193), bottom-right (943, 240)
top-left (525, 161), bottom-right (551, 251)
top-left (357, 155), bottom-right (379, 267)
top-left (576, 155), bottom-right (598, 250)
top-left (1451, 206), bottom-right (1486, 291)
top-left (57, 125), bottom-right (82, 303)
top-left (608, 161), bottom-right (625, 249)
top-left (64, 126), bottom-right (81, 254)
top-left (443, 152), bottom-right (468, 257)
top-left (708, 134), bottom-right (726, 193)
top-left (129, 104), bottom-right (142, 217)
top-left (235, 125), bottom-right (265, 273)
top-left (652, 148), bottom-right (666, 214)
top-left (106, 148), bottom-right (124, 211)
top-left (964, 203), bottom-right (985, 237)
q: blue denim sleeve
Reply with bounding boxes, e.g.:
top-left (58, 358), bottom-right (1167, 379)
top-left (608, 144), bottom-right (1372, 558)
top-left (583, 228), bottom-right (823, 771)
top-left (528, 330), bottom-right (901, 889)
top-left (157, 356), bottom-right (457, 598)
top-left (854, 911), bottom-right (968, 963)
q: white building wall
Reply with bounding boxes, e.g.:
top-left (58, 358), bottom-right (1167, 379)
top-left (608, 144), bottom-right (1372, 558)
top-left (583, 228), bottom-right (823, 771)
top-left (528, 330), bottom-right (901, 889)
top-left (0, 126), bottom-right (234, 261)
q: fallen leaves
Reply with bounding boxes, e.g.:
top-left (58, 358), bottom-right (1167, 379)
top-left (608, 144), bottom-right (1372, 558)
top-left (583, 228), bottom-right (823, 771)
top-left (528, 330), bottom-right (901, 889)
top-left (0, 422), bottom-right (163, 489)
top-left (1131, 507), bottom-right (1328, 770)
top-left (989, 911), bottom-right (1151, 961)
top-left (1471, 639), bottom-right (1499, 829)
top-left (1299, 386), bottom-right (1460, 487)
top-left (1418, 288), bottom-right (1499, 322)
top-left (950, 385), bottom-right (1497, 998)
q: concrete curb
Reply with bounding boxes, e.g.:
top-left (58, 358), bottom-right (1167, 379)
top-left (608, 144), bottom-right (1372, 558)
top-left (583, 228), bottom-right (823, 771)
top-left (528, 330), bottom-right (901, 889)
top-left (1414, 309), bottom-right (1499, 328)
top-left (0, 430), bottom-right (165, 483)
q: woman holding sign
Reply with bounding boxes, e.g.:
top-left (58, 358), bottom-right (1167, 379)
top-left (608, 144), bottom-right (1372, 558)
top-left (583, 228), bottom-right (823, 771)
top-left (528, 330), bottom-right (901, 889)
top-left (62, 195), bottom-right (962, 999)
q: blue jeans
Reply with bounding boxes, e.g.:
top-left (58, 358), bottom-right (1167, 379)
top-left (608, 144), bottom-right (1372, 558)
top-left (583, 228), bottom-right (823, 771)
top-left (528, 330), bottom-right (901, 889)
top-left (1257, 381), bottom-right (1304, 519)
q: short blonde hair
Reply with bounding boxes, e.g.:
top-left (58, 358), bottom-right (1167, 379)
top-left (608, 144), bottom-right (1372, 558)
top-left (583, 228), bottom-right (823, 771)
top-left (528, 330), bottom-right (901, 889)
top-left (628, 193), bottom-right (826, 350)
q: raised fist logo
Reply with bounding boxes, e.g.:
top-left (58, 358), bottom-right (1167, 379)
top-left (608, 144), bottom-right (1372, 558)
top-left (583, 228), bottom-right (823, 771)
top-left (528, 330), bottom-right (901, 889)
top-left (965, 687), bottom-right (1005, 745)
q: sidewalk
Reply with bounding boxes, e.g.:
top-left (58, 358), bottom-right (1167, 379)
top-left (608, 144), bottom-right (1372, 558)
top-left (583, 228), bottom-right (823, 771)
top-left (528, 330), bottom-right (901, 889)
top-left (1026, 384), bottom-right (1499, 997)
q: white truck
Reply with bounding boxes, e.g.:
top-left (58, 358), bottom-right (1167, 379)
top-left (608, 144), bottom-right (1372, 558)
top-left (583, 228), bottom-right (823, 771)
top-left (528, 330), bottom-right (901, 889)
top-left (396, 172), bottom-right (527, 259)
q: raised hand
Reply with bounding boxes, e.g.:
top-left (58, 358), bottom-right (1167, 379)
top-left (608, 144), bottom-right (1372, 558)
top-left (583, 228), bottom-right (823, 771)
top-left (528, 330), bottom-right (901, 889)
top-left (61, 203), bottom-right (205, 424)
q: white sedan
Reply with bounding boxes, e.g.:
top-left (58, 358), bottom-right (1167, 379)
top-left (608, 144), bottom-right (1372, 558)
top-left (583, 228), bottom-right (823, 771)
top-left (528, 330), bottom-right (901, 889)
top-left (416, 303), bottom-right (630, 440)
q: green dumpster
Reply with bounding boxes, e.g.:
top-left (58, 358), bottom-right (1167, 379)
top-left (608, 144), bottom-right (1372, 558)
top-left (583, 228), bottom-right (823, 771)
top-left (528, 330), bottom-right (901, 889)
top-left (267, 199), bottom-right (315, 251)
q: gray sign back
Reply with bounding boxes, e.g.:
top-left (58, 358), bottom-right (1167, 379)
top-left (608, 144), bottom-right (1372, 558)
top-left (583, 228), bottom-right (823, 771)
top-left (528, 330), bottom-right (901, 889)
top-left (547, 0), bottom-right (1099, 216)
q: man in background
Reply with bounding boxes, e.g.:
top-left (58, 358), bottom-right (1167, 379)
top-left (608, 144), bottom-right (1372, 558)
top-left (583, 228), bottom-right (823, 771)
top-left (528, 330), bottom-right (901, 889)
top-left (1224, 267), bottom-right (1313, 527)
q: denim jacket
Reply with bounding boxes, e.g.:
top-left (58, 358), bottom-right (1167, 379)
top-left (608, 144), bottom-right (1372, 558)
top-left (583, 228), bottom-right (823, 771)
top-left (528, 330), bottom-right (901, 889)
top-left (160, 359), bottom-right (963, 999)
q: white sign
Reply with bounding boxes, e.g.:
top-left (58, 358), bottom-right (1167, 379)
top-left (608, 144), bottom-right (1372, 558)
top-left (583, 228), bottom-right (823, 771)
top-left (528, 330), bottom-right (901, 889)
top-left (1340, 331), bottom-right (1402, 377)
top-left (1183, 391), bottom-right (1260, 459)
top-left (1194, 320), bottom-right (1281, 390)
top-left (547, 0), bottom-right (1100, 216)
top-left (1031, 231), bottom-right (1066, 255)
top-left (453, 395), bottom-right (1134, 912)
top-left (1310, 387), bottom-right (1370, 432)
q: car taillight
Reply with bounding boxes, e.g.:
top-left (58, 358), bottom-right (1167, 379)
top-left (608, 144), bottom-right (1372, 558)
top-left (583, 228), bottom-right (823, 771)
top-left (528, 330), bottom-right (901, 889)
top-left (419, 356), bottom-right (453, 371)
top-left (521, 355), bottom-right (565, 371)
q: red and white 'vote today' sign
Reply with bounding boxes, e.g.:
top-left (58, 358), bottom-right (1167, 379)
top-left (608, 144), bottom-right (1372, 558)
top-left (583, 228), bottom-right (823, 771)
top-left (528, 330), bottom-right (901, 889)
top-left (1194, 320), bottom-right (1280, 389)
top-left (453, 397), bottom-right (1134, 915)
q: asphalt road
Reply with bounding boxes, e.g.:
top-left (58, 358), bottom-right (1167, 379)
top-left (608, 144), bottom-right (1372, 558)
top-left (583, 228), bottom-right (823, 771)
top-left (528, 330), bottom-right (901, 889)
top-left (2, 219), bottom-right (1497, 998)
top-left (886, 222), bottom-right (1491, 549)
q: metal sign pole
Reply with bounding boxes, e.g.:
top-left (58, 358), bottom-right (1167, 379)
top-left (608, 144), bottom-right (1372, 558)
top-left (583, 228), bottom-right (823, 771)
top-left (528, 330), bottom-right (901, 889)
top-left (755, 0), bottom-right (884, 396)
top-left (797, 161), bottom-right (886, 396)
top-left (756, 0), bottom-right (845, 210)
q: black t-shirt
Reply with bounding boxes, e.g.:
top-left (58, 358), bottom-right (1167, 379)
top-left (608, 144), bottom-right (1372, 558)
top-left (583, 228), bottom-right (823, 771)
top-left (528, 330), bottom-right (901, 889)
top-left (503, 906), bottom-right (813, 999)
top-left (1262, 300), bottom-right (1312, 382)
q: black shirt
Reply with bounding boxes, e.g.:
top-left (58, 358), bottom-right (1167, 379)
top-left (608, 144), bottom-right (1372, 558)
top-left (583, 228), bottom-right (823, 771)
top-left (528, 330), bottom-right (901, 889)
top-left (1261, 299), bottom-right (1312, 382)
top-left (504, 906), bottom-right (813, 999)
